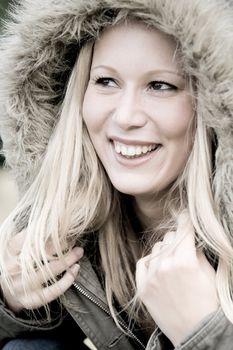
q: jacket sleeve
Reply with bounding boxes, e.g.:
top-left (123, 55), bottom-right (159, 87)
top-left (145, 308), bottom-right (233, 350)
top-left (0, 299), bottom-right (61, 347)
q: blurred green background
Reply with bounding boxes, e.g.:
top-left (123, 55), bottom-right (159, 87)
top-left (0, 0), bottom-right (10, 27)
top-left (0, 0), bottom-right (10, 20)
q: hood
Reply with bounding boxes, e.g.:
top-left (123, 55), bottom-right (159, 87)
top-left (0, 0), bottom-right (232, 227)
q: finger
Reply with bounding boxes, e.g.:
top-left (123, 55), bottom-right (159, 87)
top-left (151, 241), bottom-right (161, 255)
top-left (45, 240), bottom-right (73, 259)
top-left (8, 232), bottom-right (73, 259)
top-left (151, 232), bottom-right (175, 258)
top-left (8, 230), bottom-right (26, 256)
top-left (136, 256), bottom-right (150, 291)
top-left (37, 247), bottom-right (83, 284)
top-left (9, 247), bottom-right (84, 291)
top-left (176, 210), bottom-right (195, 241)
top-left (146, 241), bottom-right (168, 275)
top-left (21, 264), bottom-right (80, 310)
top-left (4, 256), bottom-right (21, 275)
top-left (162, 231), bottom-right (176, 244)
top-left (157, 231), bottom-right (177, 258)
top-left (197, 251), bottom-right (216, 283)
top-left (174, 210), bottom-right (196, 257)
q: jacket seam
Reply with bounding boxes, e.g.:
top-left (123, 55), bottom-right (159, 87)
top-left (75, 313), bottom-right (105, 349)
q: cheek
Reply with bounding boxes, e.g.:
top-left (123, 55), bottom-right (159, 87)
top-left (82, 89), bottom-right (110, 133)
top-left (154, 95), bottom-right (193, 140)
top-left (82, 90), bottom-right (95, 130)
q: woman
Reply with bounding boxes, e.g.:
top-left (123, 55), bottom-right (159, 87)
top-left (0, 0), bottom-right (232, 349)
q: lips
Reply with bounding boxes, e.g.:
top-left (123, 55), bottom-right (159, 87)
top-left (112, 140), bottom-right (161, 158)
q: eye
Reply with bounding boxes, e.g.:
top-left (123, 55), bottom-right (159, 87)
top-left (94, 76), bottom-right (117, 87)
top-left (148, 81), bottom-right (177, 91)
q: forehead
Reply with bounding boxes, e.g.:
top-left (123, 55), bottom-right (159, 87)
top-left (91, 21), bottom-right (181, 73)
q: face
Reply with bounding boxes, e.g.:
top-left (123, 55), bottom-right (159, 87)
top-left (82, 22), bottom-right (193, 202)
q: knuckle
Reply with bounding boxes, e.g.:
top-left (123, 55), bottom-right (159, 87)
top-left (74, 247), bottom-right (84, 258)
top-left (163, 231), bottom-right (175, 240)
top-left (137, 288), bottom-right (147, 300)
top-left (151, 244), bottom-right (161, 255)
top-left (21, 297), bottom-right (33, 310)
top-left (138, 279), bottom-right (159, 300)
top-left (173, 256), bottom-right (198, 272)
top-left (136, 256), bottom-right (147, 268)
top-left (156, 260), bottom-right (173, 277)
top-left (136, 257), bottom-right (144, 266)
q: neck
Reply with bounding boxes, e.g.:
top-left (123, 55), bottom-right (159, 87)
top-left (133, 192), bottom-right (167, 230)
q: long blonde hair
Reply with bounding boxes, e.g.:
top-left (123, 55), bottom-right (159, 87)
top-left (1, 21), bottom-right (233, 331)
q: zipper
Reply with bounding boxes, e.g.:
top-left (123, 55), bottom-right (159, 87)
top-left (73, 282), bottom-right (146, 349)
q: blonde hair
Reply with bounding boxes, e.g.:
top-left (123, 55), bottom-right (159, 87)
top-left (1, 20), bottom-right (233, 333)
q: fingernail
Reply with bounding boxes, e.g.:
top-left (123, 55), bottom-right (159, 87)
top-left (71, 264), bottom-right (80, 273)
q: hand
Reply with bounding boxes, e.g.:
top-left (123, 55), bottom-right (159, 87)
top-left (0, 231), bottom-right (83, 313)
top-left (136, 211), bottom-right (219, 346)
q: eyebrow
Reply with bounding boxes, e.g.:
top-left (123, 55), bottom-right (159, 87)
top-left (91, 65), bottom-right (184, 78)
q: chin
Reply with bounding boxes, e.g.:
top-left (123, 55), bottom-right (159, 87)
top-left (109, 174), bottom-right (177, 199)
top-left (110, 181), bottom-right (158, 197)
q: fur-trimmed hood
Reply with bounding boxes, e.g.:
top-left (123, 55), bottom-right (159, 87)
top-left (0, 0), bottom-right (232, 230)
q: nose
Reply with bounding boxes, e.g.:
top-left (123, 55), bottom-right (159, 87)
top-left (112, 88), bottom-right (147, 130)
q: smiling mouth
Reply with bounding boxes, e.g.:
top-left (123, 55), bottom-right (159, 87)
top-left (113, 141), bottom-right (161, 158)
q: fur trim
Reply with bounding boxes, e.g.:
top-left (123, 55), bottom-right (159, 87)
top-left (0, 0), bottom-right (232, 229)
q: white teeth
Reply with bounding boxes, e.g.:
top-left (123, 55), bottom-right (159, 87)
top-left (128, 146), bottom-right (136, 156)
top-left (115, 143), bottom-right (121, 154)
top-left (121, 145), bottom-right (128, 156)
top-left (113, 141), bottom-right (158, 157)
